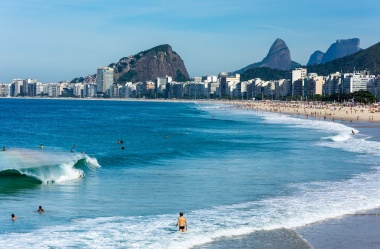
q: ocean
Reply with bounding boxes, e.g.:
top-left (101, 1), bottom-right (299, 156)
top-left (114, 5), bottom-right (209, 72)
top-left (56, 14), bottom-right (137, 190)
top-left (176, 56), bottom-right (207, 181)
top-left (0, 98), bottom-right (380, 249)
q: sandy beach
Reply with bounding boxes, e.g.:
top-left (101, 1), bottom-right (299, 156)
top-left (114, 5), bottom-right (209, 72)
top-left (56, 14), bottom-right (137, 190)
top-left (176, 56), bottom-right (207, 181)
top-left (226, 100), bottom-right (380, 124)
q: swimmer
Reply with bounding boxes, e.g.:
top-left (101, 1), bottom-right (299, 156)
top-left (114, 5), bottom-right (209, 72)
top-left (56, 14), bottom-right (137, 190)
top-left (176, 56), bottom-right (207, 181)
top-left (121, 146), bottom-right (125, 150)
top-left (176, 212), bottom-right (187, 232)
top-left (70, 149), bottom-right (73, 153)
top-left (38, 206), bottom-right (44, 213)
top-left (165, 135), bottom-right (168, 139)
top-left (11, 214), bottom-right (17, 221)
top-left (1, 146), bottom-right (5, 151)
top-left (39, 144), bottom-right (44, 149)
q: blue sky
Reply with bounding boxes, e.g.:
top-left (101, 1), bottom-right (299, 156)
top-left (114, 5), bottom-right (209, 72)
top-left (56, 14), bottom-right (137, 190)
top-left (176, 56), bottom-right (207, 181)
top-left (0, 0), bottom-right (379, 83)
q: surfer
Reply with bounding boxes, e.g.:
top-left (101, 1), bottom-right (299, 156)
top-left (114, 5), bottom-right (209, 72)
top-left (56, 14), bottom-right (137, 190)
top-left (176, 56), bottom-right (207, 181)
top-left (351, 130), bottom-right (355, 135)
top-left (165, 135), bottom-right (168, 139)
top-left (70, 149), bottom-right (73, 153)
top-left (1, 146), bottom-right (5, 151)
top-left (38, 206), bottom-right (44, 213)
top-left (39, 144), bottom-right (44, 149)
top-left (176, 212), bottom-right (187, 232)
top-left (11, 214), bottom-right (17, 221)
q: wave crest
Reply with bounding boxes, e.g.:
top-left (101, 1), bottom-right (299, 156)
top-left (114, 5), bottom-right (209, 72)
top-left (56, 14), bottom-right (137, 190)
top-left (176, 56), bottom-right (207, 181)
top-left (0, 149), bottom-right (100, 185)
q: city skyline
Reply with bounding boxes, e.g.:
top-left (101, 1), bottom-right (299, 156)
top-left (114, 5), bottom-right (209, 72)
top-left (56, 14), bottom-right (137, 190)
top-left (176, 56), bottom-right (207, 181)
top-left (1, 0), bottom-right (379, 83)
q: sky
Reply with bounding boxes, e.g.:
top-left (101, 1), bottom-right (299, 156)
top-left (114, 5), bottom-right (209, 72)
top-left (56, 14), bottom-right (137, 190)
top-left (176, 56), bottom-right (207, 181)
top-left (0, 0), bottom-right (379, 83)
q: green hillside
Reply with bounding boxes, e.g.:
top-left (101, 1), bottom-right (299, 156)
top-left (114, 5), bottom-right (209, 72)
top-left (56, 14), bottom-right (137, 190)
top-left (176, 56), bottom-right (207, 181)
top-left (241, 67), bottom-right (290, 81)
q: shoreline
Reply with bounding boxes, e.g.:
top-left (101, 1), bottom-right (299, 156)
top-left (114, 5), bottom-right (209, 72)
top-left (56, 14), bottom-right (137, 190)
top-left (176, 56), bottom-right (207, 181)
top-left (231, 100), bottom-right (380, 124)
top-left (3, 97), bottom-right (380, 124)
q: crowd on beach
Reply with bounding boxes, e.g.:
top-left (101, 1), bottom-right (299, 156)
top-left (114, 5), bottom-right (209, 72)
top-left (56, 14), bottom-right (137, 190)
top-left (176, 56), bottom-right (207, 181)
top-left (227, 100), bottom-right (380, 123)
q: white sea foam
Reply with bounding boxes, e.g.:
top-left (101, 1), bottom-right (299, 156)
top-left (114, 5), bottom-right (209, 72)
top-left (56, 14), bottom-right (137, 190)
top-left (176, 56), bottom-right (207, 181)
top-left (1, 104), bottom-right (378, 248)
top-left (1, 166), bottom-right (380, 248)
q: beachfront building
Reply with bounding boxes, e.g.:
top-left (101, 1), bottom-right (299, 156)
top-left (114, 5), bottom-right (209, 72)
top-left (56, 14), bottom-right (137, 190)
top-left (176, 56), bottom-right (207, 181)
top-left (218, 73), bottom-right (240, 98)
top-left (96, 67), bottom-right (114, 95)
top-left (0, 83), bottom-right (11, 97)
top-left (262, 81), bottom-right (275, 100)
top-left (155, 77), bottom-right (168, 98)
top-left (164, 81), bottom-right (184, 99)
top-left (306, 75), bottom-right (324, 97)
top-left (72, 83), bottom-right (84, 97)
top-left (234, 81), bottom-right (249, 100)
top-left (11, 79), bottom-right (23, 97)
top-left (208, 82), bottom-right (219, 98)
top-left (47, 83), bottom-right (59, 97)
top-left (119, 82), bottom-right (133, 98)
top-left (323, 72), bottom-right (341, 96)
top-left (274, 79), bottom-right (289, 99)
top-left (183, 82), bottom-right (207, 99)
top-left (367, 76), bottom-right (380, 100)
top-left (202, 75), bottom-right (218, 83)
top-left (291, 68), bottom-right (307, 97)
top-left (292, 79), bottom-right (304, 97)
top-left (83, 83), bottom-right (97, 98)
top-left (342, 70), bottom-right (376, 94)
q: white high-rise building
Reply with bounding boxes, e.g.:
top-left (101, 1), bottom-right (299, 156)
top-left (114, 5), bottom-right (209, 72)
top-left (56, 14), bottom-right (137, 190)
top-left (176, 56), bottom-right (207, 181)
top-left (291, 68), bottom-right (307, 97)
top-left (96, 67), bottom-right (114, 94)
top-left (342, 71), bottom-right (375, 94)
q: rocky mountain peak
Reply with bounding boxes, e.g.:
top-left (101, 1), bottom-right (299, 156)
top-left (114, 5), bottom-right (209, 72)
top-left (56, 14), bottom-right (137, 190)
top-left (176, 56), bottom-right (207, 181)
top-left (260, 38), bottom-right (292, 70)
top-left (112, 44), bottom-right (190, 83)
top-left (307, 38), bottom-right (362, 65)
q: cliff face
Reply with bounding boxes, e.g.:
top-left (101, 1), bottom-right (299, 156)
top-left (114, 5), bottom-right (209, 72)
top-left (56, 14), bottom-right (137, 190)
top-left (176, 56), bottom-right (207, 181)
top-left (307, 38), bottom-right (361, 65)
top-left (259, 38), bottom-right (292, 70)
top-left (307, 50), bottom-right (325, 66)
top-left (307, 41), bottom-right (380, 76)
top-left (321, 38), bottom-right (361, 63)
top-left (112, 44), bottom-right (190, 83)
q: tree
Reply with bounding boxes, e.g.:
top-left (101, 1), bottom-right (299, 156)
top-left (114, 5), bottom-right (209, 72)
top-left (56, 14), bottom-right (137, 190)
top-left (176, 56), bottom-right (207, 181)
top-left (353, 90), bottom-right (376, 104)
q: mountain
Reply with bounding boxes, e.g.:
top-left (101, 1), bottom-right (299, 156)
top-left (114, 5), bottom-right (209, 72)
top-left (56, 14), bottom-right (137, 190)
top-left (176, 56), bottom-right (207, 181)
top-left (307, 41), bottom-right (380, 75)
top-left (231, 38), bottom-right (301, 75)
top-left (109, 44), bottom-right (190, 83)
top-left (242, 41), bottom-right (380, 81)
top-left (307, 50), bottom-right (324, 66)
top-left (307, 38), bottom-right (361, 66)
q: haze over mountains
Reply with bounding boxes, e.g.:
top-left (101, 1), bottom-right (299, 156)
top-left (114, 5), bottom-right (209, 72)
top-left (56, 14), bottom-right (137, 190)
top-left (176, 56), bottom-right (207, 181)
top-left (232, 38), bottom-right (364, 76)
top-left (240, 40), bottom-right (380, 81)
top-left (307, 38), bottom-right (362, 65)
top-left (231, 38), bottom-right (301, 74)
top-left (73, 38), bottom-right (378, 83)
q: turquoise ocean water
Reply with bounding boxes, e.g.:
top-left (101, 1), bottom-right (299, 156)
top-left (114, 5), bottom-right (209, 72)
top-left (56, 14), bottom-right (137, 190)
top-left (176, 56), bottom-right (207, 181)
top-left (0, 98), bottom-right (380, 248)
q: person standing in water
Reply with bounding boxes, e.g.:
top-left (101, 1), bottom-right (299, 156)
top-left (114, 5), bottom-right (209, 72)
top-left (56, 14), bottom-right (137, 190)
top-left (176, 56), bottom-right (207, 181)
top-left (38, 206), bottom-right (44, 213)
top-left (176, 212), bottom-right (187, 232)
top-left (11, 214), bottom-right (17, 221)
